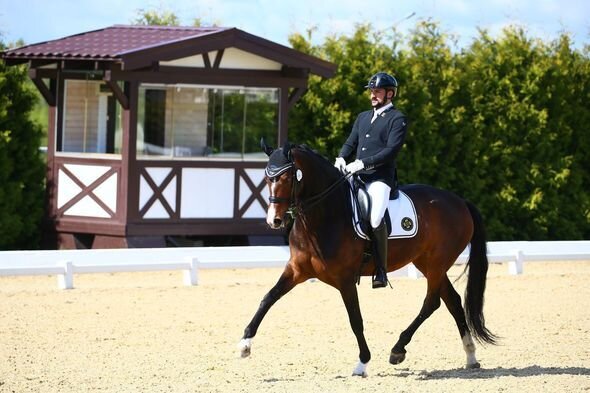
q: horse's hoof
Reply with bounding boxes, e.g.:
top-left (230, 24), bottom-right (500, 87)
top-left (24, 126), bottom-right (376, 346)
top-left (352, 361), bottom-right (368, 377)
top-left (238, 338), bottom-right (251, 358)
top-left (389, 351), bottom-right (406, 365)
top-left (466, 362), bottom-right (480, 369)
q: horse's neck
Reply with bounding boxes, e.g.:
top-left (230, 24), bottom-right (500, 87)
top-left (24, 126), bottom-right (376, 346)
top-left (293, 180), bottom-right (352, 250)
top-left (292, 208), bottom-right (351, 262)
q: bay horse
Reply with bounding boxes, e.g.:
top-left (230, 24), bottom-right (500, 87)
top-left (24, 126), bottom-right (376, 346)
top-left (239, 141), bottom-right (497, 377)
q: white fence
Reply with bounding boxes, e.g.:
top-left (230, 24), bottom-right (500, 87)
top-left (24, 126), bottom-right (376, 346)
top-left (0, 241), bottom-right (589, 289)
top-left (403, 240), bottom-right (590, 279)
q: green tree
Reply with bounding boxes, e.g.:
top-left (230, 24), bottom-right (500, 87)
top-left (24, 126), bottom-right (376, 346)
top-left (133, 8), bottom-right (181, 26)
top-left (529, 34), bottom-right (590, 239)
top-left (287, 22), bottom-right (589, 240)
top-left (393, 21), bottom-right (462, 188)
top-left (458, 27), bottom-right (590, 239)
top-left (289, 24), bottom-right (395, 157)
top-left (0, 42), bottom-right (46, 249)
top-left (132, 7), bottom-right (205, 27)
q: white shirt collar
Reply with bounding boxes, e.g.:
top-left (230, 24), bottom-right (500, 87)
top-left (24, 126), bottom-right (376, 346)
top-left (371, 102), bottom-right (393, 123)
top-left (374, 102), bottom-right (393, 116)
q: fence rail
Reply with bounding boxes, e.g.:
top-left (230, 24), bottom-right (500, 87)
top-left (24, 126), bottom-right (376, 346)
top-left (0, 241), bottom-right (588, 289)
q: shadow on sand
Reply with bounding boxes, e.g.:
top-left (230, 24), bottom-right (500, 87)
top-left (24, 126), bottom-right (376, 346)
top-left (385, 365), bottom-right (590, 380)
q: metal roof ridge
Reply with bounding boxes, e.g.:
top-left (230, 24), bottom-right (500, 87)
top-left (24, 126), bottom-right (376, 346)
top-left (111, 24), bottom-right (227, 31)
top-left (115, 26), bottom-right (234, 56)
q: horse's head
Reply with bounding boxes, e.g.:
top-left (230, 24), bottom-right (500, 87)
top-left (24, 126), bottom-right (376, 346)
top-left (261, 138), bottom-right (342, 229)
top-left (262, 139), bottom-right (298, 229)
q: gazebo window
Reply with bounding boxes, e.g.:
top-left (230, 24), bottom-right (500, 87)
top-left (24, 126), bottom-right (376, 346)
top-left (60, 79), bottom-right (123, 154)
top-left (137, 84), bottom-right (278, 159)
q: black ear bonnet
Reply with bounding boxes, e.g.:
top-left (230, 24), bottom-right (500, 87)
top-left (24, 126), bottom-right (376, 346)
top-left (263, 140), bottom-right (294, 178)
top-left (265, 148), bottom-right (292, 178)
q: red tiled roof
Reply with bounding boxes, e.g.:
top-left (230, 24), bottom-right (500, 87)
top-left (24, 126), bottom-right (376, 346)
top-left (3, 25), bottom-right (229, 60)
top-left (1, 24), bottom-right (336, 78)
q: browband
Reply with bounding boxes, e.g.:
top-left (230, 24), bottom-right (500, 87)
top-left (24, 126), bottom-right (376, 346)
top-left (265, 163), bottom-right (293, 178)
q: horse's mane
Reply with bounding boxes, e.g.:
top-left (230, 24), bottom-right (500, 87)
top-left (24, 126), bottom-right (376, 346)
top-left (292, 144), bottom-right (339, 177)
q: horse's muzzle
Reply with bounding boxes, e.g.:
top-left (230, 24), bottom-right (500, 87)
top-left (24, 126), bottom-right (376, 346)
top-left (266, 205), bottom-right (284, 229)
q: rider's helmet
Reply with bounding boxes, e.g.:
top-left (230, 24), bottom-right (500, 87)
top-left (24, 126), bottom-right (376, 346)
top-left (365, 72), bottom-right (398, 97)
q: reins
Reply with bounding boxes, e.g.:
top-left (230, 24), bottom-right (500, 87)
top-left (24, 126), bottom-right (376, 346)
top-left (299, 172), bottom-right (353, 212)
top-left (268, 162), bottom-right (353, 219)
top-left (265, 146), bottom-right (354, 220)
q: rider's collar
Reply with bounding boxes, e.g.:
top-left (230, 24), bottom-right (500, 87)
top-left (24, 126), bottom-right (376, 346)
top-left (374, 102), bottom-right (394, 117)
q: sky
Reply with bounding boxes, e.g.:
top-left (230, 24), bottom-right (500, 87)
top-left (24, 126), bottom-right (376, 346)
top-left (0, 0), bottom-right (588, 50)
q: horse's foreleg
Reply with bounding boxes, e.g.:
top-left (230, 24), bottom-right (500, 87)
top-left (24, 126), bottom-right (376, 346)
top-left (340, 283), bottom-right (371, 377)
top-left (440, 276), bottom-right (480, 368)
top-left (239, 264), bottom-right (301, 358)
top-left (390, 279), bottom-right (441, 365)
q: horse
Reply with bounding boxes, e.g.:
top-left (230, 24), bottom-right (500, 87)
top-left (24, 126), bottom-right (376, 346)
top-left (238, 141), bottom-right (497, 377)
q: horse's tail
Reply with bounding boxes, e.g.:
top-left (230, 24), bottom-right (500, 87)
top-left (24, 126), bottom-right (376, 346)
top-left (464, 200), bottom-right (498, 345)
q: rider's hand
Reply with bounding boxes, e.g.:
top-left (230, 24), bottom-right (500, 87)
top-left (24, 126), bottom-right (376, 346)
top-left (345, 159), bottom-right (365, 174)
top-left (334, 157), bottom-right (347, 174)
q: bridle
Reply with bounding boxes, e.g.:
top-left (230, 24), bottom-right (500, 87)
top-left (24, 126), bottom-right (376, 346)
top-left (266, 162), bottom-right (297, 205)
top-left (265, 153), bottom-right (353, 218)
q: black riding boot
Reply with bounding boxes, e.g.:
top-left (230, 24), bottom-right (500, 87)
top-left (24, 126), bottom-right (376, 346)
top-left (371, 220), bottom-right (389, 289)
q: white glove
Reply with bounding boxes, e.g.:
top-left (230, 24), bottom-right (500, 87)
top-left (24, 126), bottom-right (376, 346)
top-left (345, 159), bottom-right (365, 174)
top-left (334, 157), bottom-right (347, 173)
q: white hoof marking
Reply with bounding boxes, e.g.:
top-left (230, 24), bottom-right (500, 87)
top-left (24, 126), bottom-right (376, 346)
top-left (462, 333), bottom-right (479, 368)
top-left (352, 361), bottom-right (368, 377)
top-left (238, 338), bottom-right (252, 358)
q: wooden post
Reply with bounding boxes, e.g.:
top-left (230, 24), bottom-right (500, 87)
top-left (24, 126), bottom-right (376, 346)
top-left (120, 80), bottom-right (140, 225)
top-left (277, 84), bottom-right (289, 146)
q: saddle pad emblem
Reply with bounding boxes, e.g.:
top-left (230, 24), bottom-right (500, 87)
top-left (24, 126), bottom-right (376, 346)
top-left (401, 217), bottom-right (414, 231)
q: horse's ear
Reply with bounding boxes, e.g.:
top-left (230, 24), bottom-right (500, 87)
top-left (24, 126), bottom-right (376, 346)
top-left (281, 140), bottom-right (293, 159)
top-left (260, 138), bottom-right (274, 156)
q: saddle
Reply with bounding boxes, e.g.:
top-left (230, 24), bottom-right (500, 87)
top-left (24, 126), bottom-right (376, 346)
top-left (349, 176), bottom-right (418, 240)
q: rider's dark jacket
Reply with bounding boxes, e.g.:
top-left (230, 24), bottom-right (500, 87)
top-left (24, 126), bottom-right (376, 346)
top-left (338, 105), bottom-right (408, 189)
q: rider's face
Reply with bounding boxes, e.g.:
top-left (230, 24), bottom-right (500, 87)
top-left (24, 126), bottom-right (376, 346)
top-left (370, 88), bottom-right (387, 108)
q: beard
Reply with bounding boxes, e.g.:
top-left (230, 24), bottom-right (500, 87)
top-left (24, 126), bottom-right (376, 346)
top-left (372, 98), bottom-right (386, 109)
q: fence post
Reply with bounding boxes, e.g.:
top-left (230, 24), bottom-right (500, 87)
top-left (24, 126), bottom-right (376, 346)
top-left (58, 261), bottom-right (74, 289)
top-left (508, 250), bottom-right (524, 275)
top-left (406, 263), bottom-right (422, 279)
top-left (183, 257), bottom-right (199, 286)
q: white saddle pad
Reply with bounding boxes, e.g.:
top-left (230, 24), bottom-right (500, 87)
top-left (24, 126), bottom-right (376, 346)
top-left (351, 189), bottom-right (418, 240)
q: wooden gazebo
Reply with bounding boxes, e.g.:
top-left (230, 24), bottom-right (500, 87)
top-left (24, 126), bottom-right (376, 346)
top-left (1, 25), bottom-right (336, 248)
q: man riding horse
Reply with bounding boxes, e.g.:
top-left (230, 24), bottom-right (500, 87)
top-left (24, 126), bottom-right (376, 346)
top-left (334, 72), bottom-right (408, 288)
top-left (243, 90), bottom-right (495, 373)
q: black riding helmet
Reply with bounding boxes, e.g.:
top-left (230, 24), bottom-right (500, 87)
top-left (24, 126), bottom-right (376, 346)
top-left (365, 72), bottom-right (398, 89)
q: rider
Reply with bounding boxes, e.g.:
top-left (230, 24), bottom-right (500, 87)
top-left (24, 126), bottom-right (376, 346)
top-left (334, 72), bottom-right (408, 288)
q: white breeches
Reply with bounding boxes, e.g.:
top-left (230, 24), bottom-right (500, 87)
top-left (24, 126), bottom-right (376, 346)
top-left (366, 181), bottom-right (391, 228)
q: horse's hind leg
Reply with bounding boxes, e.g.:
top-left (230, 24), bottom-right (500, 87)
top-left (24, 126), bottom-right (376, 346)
top-left (389, 273), bottom-right (441, 365)
top-left (440, 275), bottom-right (480, 368)
top-left (239, 264), bottom-right (304, 357)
